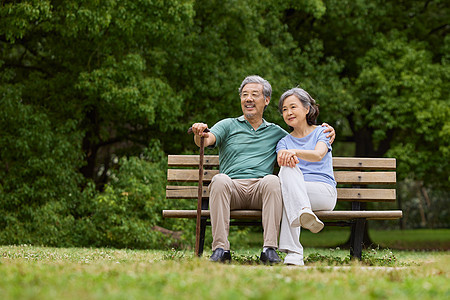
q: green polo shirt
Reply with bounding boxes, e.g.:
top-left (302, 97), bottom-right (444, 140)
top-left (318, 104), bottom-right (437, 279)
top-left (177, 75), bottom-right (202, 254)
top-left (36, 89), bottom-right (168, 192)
top-left (210, 116), bottom-right (288, 179)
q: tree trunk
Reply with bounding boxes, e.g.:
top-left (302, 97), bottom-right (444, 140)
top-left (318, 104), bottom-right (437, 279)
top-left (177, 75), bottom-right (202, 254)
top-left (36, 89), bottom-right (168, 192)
top-left (79, 106), bottom-right (100, 184)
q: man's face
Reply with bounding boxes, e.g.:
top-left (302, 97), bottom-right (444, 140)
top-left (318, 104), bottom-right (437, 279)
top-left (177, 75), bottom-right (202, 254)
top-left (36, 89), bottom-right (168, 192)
top-left (240, 83), bottom-right (270, 120)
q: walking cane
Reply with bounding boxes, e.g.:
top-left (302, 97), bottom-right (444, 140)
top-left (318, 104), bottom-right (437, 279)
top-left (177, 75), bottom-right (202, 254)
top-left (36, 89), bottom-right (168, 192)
top-left (188, 126), bottom-right (210, 257)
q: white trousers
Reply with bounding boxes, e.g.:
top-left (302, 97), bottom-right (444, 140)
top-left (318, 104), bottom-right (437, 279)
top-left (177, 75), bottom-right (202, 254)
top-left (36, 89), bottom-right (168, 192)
top-left (278, 166), bottom-right (337, 257)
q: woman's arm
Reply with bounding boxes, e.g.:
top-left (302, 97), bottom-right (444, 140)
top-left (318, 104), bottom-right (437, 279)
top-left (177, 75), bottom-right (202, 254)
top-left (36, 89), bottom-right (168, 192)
top-left (277, 141), bottom-right (329, 166)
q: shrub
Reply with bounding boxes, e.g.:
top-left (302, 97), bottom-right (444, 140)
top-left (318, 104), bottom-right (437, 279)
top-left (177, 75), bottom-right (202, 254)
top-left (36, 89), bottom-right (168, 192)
top-left (75, 141), bottom-right (180, 249)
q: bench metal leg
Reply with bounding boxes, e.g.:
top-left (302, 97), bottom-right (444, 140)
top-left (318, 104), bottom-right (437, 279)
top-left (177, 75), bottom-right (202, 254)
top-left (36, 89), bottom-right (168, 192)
top-left (349, 201), bottom-right (367, 260)
top-left (350, 218), bottom-right (366, 260)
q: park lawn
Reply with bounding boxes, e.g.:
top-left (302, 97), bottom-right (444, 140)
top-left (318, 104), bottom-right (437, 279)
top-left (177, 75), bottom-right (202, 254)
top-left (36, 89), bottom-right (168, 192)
top-left (299, 228), bottom-right (450, 250)
top-left (230, 227), bottom-right (450, 250)
top-left (0, 245), bottom-right (448, 300)
top-left (369, 229), bottom-right (450, 250)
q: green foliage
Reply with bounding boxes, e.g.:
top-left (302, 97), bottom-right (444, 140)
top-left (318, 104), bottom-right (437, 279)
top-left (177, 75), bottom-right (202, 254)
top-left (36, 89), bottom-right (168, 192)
top-left (0, 0), bottom-right (448, 247)
top-left (0, 85), bottom-right (84, 246)
top-left (305, 251), bottom-right (350, 265)
top-left (79, 142), bottom-right (171, 249)
top-left (1, 0), bottom-right (193, 247)
top-left (228, 252), bottom-right (262, 265)
top-left (396, 180), bottom-right (449, 229)
top-left (354, 32), bottom-right (449, 186)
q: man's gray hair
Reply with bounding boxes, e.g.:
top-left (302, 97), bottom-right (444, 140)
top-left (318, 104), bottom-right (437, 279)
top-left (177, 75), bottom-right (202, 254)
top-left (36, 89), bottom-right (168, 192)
top-left (238, 75), bottom-right (272, 99)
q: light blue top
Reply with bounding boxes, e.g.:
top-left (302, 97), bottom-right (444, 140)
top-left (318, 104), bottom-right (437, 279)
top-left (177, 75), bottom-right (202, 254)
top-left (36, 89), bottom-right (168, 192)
top-left (276, 126), bottom-right (336, 187)
top-left (210, 116), bottom-right (288, 179)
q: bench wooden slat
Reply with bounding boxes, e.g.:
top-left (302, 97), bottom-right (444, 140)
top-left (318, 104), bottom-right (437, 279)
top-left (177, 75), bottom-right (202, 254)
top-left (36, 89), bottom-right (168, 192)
top-left (166, 186), bottom-right (397, 202)
top-left (167, 169), bottom-right (218, 181)
top-left (332, 157), bottom-right (396, 170)
top-left (336, 188), bottom-right (396, 201)
top-left (166, 186), bottom-right (208, 199)
top-left (168, 155), bottom-right (396, 170)
top-left (168, 155), bottom-right (220, 167)
top-left (167, 169), bottom-right (396, 184)
top-left (162, 209), bottom-right (402, 220)
top-left (334, 171), bottom-right (396, 184)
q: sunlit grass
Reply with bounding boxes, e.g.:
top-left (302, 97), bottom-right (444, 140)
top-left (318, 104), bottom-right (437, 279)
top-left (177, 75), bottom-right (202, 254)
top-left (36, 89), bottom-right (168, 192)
top-left (0, 244), bottom-right (448, 299)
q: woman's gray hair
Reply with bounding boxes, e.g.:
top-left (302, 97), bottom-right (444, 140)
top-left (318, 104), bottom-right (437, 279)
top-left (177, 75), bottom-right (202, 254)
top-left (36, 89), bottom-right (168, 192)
top-left (278, 87), bottom-right (319, 125)
top-left (238, 75), bottom-right (272, 99)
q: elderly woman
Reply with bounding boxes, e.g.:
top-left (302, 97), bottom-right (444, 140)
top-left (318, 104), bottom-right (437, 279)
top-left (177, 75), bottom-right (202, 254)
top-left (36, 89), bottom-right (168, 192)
top-left (276, 87), bottom-right (337, 266)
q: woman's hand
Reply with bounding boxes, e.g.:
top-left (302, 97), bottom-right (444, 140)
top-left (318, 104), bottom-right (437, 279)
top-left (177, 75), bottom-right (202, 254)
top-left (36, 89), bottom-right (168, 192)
top-left (321, 123), bottom-right (336, 144)
top-left (277, 150), bottom-right (299, 167)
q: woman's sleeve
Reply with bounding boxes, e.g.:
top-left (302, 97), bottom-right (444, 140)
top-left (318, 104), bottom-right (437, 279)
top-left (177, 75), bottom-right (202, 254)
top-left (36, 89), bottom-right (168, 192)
top-left (276, 138), bottom-right (287, 153)
top-left (317, 127), bottom-right (332, 151)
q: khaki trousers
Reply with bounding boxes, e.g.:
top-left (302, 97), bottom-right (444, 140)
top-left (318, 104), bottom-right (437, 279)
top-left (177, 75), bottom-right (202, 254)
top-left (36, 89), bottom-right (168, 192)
top-left (208, 173), bottom-right (283, 251)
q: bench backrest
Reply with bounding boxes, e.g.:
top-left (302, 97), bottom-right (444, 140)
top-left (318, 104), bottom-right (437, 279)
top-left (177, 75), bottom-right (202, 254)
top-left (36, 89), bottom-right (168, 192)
top-left (166, 155), bottom-right (396, 204)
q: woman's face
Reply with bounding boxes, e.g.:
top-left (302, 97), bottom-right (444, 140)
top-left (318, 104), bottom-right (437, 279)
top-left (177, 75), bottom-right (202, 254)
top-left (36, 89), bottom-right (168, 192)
top-left (281, 95), bottom-right (309, 128)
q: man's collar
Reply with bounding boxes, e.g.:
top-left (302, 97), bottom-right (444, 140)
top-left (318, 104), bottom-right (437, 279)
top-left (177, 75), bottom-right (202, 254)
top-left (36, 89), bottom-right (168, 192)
top-left (237, 115), bottom-right (246, 122)
top-left (237, 115), bottom-right (270, 128)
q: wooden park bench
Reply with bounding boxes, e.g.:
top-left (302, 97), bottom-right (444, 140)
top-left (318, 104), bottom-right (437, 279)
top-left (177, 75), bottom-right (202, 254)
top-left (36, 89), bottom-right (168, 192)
top-left (163, 155), bottom-right (403, 259)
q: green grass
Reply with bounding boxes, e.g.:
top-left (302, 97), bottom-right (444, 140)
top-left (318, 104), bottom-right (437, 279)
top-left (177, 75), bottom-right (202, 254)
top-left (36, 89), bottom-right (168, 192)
top-left (1, 244), bottom-right (449, 299)
top-left (369, 229), bottom-right (450, 250)
top-left (227, 227), bottom-right (450, 250)
top-left (300, 227), bottom-right (450, 250)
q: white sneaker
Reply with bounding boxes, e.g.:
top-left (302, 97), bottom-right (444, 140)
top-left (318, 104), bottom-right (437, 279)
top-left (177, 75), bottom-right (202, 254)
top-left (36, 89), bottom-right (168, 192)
top-left (284, 252), bottom-right (304, 266)
top-left (299, 208), bottom-right (324, 233)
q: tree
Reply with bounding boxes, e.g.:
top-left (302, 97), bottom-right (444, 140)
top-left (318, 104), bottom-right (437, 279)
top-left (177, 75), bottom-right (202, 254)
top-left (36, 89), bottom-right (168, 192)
top-left (354, 33), bottom-right (449, 186)
top-left (1, 0), bottom-right (447, 246)
top-left (280, 0), bottom-right (449, 237)
top-left (1, 0), bottom-right (193, 186)
top-left (0, 0), bottom-right (194, 246)
top-left (281, 0), bottom-right (449, 185)
top-left (1, 0), bottom-right (340, 245)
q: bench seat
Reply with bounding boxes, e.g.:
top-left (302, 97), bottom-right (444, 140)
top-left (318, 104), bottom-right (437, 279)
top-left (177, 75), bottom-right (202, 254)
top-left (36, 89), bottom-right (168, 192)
top-left (163, 209), bottom-right (403, 220)
top-left (163, 155), bottom-right (403, 259)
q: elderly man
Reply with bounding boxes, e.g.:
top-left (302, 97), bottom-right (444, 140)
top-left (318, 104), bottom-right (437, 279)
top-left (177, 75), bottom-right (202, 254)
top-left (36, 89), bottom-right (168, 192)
top-left (191, 75), bottom-right (335, 263)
